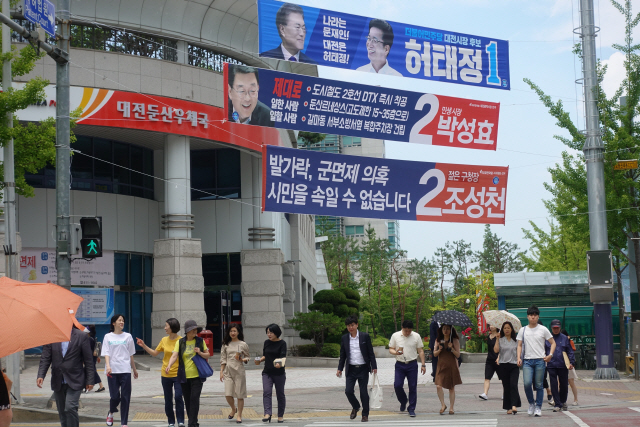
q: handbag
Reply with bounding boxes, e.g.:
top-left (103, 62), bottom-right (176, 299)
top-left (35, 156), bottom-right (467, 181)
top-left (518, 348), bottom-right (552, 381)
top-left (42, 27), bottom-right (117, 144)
top-left (562, 351), bottom-right (571, 369)
top-left (369, 372), bottom-right (383, 409)
top-left (193, 353), bottom-right (214, 381)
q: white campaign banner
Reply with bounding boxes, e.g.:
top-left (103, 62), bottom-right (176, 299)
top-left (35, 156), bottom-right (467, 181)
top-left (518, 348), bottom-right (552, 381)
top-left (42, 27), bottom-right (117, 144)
top-left (19, 248), bottom-right (115, 287)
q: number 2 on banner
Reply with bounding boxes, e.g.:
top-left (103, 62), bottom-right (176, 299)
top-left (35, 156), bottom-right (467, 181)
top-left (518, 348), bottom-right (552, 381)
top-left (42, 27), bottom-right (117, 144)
top-left (416, 169), bottom-right (445, 216)
top-left (409, 94), bottom-right (439, 145)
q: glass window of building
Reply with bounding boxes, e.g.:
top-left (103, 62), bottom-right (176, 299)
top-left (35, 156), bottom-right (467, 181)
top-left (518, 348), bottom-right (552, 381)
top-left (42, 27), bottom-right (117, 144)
top-left (345, 225), bottom-right (365, 237)
top-left (342, 136), bottom-right (362, 147)
top-left (191, 149), bottom-right (241, 200)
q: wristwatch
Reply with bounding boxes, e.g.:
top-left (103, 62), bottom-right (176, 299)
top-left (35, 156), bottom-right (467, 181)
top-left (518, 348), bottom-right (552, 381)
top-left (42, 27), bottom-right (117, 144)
top-left (421, 364), bottom-right (426, 367)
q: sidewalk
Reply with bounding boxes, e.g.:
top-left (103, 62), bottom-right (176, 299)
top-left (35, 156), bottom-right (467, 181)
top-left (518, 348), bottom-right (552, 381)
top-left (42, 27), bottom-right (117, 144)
top-left (15, 354), bottom-right (640, 422)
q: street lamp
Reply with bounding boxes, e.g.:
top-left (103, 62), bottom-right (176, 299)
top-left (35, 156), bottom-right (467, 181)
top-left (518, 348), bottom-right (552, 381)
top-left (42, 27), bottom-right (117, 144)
top-left (464, 298), bottom-right (470, 310)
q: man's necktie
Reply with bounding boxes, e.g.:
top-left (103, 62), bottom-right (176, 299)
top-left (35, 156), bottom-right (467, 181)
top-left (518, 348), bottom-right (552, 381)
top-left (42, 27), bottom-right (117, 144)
top-left (289, 56), bottom-right (297, 62)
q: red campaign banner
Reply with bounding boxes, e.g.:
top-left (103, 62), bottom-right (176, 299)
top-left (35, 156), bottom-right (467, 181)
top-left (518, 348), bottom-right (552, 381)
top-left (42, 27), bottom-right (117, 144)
top-left (75, 88), bottom-right (282, 152)
top-left (416, 163), bottom-right (509, 224)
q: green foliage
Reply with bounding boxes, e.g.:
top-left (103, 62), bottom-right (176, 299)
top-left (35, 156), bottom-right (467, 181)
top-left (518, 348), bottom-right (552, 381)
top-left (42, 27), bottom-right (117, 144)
top-left (297, 132), bottom-right (327, 147)
top-left (371, 336), bottom-right (389, 347)
top-left (320, 234), bottom-right (360, 289)
top-left (522, 220), bottom-right (588, 271)
top-left (308, 302), bottom-right (333, 313)
top-left (314, 289), bottom-right (347, 305)
top-left (310, 287), bottom-right (360, 318)
top-left (289, 311), bottom-right (343, 353)
top-left (325, 334), bottom-right (343, 344)
top-left (319, 343), bottom-right (341, 358)
top-left (476, 225), bottom-right (525, 273)
top-left (294, 344), bottom-right (319, 357)
top-left (337, 287), bottom-right (361, 302)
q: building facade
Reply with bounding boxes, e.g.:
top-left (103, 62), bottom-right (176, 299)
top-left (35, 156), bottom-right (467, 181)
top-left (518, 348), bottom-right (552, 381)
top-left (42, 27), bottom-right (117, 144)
top-left (9, 0), bottom-right (321, 353)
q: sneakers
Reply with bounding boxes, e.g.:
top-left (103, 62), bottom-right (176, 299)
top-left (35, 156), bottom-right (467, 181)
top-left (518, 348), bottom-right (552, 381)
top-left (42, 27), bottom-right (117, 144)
top-left (535, 406), bottom-right (542, 417)
top-left (553, 407), bottom-right (562, 412)
top-left (106, 413), bottom-right (113, 427)
top-left (528, 403), bottom-right (535, 416)
top-left (408, 410), bottom-right (416, 417)
top-left (572, 401), bottom-right (579, 406)
top-left (548, 398), bottom-right (555, 406)
top-left (562, 404), bottom-right (568, 411)
top-left (479, 393), bottom-right (488, 400)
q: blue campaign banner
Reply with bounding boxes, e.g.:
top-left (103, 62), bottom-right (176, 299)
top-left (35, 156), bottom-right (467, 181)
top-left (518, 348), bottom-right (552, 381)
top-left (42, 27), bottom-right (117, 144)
top-left (258, 0), bottom-right (510, 90)
top-left (263, 145), bottom-right (510, 224)
top-left (224, 64), bottom-right (501, 151)
top-left (71, 288), bottom-right (115, 325)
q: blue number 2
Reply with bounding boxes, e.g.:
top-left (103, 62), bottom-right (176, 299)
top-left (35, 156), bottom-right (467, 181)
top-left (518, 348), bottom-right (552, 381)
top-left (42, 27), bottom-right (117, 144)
top-left (485, 41), bottom-right (500, 86)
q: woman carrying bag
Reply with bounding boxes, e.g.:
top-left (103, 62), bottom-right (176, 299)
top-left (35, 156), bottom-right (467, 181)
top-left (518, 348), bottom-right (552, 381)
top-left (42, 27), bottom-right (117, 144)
top-left (433, 324), bottom-right (462, 415)
top-left (494, 321), bottom-right (521, 414)
top-left (220, 325), bottom-right (250, 424)
top-left (255, 324), bottom-right (287, 423)
top-left (166, 320), bottom-right (211, 427)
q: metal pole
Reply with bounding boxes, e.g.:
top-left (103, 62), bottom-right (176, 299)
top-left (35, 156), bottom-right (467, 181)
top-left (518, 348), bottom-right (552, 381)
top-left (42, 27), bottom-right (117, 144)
top-left (55, 0), bottom-right (71, 290)
top-left (2, 0), bottom-right (23, 404)
top-left (579, 0), bottom-right (618, 380)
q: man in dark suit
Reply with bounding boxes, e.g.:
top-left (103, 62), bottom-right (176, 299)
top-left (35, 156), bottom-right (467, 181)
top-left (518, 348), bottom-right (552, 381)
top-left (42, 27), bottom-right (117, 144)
top-left (261, 3), bottom-right (317, 64)
top-left (429, 313), bottom-right (440, 379)
top-left (37, 326), bottom-right (95, 427)
top-left (336, 315), bottom-right (377, 422)
top-left (227, 64), bottom-right (275, 127)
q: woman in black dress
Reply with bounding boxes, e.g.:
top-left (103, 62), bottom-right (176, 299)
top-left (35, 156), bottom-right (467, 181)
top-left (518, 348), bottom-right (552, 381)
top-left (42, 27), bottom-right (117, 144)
top-left (479, 324), bottom-right (500, 400)
top-left (255, 324), bottom-right (287, 423)
top-left (88, 325), bottom-right (105, 392)
top-left (0, 370), bottom-right (12, 427)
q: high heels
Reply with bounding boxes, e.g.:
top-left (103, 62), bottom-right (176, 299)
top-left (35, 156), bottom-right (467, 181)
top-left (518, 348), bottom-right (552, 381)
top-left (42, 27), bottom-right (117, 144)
top-left (277, 419), bottom-right (284, 424)
top-left (228, 409), bottom-right (237, 419)
top-left (262, 415), bottom-right (272, 423)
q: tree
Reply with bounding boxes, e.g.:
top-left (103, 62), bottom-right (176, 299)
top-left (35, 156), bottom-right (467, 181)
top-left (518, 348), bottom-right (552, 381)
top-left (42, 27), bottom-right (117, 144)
top-left (297, 132), bottom-right (326, 147)
top-left (288, 311), bottom-right (343, 353)
top-left (405, 257), bottom-right (438, 333)
top-left (0, 7), bottom-right (72, 199)
top-left (522, 220), bottom-right (589, 271)
top-left (446, 240), bottom-right (475, 294)
top-left (476, 224), bottom-right (525, 273)
top-left (524, 0), bottom-right (640, 307)
top-left (432, 246), bottom-right (451, 305)
top-left (320, 234), bottom-right (359, 289)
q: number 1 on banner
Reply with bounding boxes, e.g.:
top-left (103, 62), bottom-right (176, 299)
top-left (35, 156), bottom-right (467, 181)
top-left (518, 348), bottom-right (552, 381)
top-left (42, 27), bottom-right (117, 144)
top-left (416, 169), bottom-right (445, 216)
top-left (485, 41), bottom-right (501, 86)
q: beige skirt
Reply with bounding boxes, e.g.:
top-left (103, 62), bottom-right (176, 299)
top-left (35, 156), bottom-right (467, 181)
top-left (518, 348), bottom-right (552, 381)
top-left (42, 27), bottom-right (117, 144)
top-left (224, 368), bottom-right (247, 398)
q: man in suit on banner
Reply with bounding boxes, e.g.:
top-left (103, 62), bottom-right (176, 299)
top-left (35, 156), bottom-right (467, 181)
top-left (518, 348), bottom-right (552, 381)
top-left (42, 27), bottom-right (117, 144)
top-left (227, 64), bottom-right (275, 127)
top-left (261, 3), bottom-right (316, 64)
top-left (337, 315), bottom-right (377, 422)
top-left (37, 323), bottom-right (95, 427)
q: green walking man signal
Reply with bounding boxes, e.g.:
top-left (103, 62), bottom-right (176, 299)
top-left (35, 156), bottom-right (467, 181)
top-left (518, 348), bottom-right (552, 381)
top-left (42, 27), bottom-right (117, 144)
top-left (80, 217), bottom-right (102, 258)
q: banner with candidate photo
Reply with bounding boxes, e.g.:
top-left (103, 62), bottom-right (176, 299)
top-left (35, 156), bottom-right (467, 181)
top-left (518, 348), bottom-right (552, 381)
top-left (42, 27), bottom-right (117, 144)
top-left (263, 145), bottom-right (509, 224)
top-left (257, 0), bottom-right (510, 90)
top-left (224, 64), bottom-right (500, 151)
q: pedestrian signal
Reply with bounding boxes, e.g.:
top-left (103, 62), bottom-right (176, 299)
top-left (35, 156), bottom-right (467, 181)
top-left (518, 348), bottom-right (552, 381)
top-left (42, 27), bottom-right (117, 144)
top-left (80, 217), bottom-right (102, 258)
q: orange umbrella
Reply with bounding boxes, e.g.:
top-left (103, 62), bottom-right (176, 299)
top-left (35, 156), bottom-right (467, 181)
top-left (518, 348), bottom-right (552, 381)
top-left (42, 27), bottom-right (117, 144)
top-left (0, 276), bottom-right (84, 358)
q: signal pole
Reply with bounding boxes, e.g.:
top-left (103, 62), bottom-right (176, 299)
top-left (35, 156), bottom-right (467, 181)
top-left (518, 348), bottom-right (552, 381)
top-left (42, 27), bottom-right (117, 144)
top-left (579, 0), bottom-right (618, 379)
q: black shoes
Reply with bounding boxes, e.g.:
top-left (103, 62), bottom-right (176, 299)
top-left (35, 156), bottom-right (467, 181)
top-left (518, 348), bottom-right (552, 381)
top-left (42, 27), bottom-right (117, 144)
top-left (350, 408), bottom-right (358, 420)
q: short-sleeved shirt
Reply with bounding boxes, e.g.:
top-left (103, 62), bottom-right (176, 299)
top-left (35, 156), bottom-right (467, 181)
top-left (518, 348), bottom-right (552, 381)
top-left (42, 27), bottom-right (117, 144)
top-left (498, 336), bottom-right (518, 364)
top-left (174, 339), bottom-right (208, 379)
top-left (389, 331), bottom-right (424, 362)
top-left (516, 325), bottom-right (552, 360)
top-left (486, 336), bottom-right (499, 363)
top-left (101, 332), bottom-right (136, 373)
top-left (157, 336), bottom-right (181, 377)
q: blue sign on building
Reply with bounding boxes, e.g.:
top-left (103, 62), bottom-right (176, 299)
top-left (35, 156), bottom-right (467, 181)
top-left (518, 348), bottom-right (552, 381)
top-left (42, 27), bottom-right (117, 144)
top-left (24, 0), bottom-right (56, 38)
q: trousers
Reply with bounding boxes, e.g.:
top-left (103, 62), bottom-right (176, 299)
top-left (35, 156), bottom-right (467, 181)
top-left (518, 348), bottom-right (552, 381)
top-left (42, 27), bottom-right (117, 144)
top-left (53, 384), bottom-right (83, 427)
top-left (522, 358), bottom-right (546, 407)
top-left (548, 367), bottom-right (569, 409)
top-left (345, 365), bottom-right (370, 416)
top-left (161, 376), bottom-right (185, 425)
top-left (107, 373), bottom-right (131, 426)
top-left (394, 361), bottom-right (418, 412)
top-left (262, 373), bottom-right (286, 418)
top-left (500, 363), bottom-right (522, 410)
top-left (182, 377), bottom-right (203, 427)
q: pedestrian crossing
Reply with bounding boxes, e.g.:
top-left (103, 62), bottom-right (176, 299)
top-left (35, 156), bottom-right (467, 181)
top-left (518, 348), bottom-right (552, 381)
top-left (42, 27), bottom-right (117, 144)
top-left (304, 419), bottom-right (498, 427)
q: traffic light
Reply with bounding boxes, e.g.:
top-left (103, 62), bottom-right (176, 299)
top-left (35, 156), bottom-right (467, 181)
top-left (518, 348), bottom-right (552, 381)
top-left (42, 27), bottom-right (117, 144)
top-left (80, 217), bottom-right (102, 258)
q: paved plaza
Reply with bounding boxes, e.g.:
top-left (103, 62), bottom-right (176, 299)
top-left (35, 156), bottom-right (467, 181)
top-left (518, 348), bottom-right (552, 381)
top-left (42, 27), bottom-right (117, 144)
top-left (10, 355), bottom-right (640, 426)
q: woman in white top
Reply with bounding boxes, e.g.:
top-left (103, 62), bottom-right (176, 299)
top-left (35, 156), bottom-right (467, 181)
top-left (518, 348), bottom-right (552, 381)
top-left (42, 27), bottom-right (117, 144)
top-left (101, 314), bottom-right (138, 427)
top-left (494, 321), bottom-right (521, 414)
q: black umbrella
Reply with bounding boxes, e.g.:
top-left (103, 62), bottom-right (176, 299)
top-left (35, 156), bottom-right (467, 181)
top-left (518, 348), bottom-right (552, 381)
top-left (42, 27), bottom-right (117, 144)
top-left (432, 310), bottom-right (473, 329)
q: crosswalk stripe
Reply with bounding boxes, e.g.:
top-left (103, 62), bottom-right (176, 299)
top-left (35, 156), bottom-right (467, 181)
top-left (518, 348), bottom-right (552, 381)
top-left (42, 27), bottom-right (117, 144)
top-left (306, 420), bottom-right (498, 427)
top-left (630, 407), bottom-right (640, 413)
top-left (564, 411), bottom-right (591, 427)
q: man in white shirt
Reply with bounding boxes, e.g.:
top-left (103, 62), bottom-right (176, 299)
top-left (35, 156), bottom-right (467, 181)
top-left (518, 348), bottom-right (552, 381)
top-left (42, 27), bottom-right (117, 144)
top-left (517, 305), bottom-right (556, 417)
top-left (389, 320), bottom-right (426, 417)
top-left (356, 19), bottom-right (402, 77)
top-left (337, 315), bottom-right (377, 422)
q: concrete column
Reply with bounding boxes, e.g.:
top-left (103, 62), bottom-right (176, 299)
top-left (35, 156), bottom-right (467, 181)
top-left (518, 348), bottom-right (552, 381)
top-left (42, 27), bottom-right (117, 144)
top-left (176, 40), bottom-right (188, 64)
top-left (301, 276), bottom-right (308, 313)
top-left (151, 238), bottom-right (206, 345)
top-left (164, 135), bottom-right (192, 239)
top-left (241, 248), bottom-right (285, 354)
top-left (283, 262), bottom-right (296, 322)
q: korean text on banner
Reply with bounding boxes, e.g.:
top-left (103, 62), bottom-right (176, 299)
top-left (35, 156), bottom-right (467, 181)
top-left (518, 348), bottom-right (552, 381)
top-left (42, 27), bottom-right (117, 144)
top-left (224, 64), bottom-right (500, 151)
top-left (263, 146), bottom-right (509, 225)
top-left (258, 0), bottom-right (510, 90)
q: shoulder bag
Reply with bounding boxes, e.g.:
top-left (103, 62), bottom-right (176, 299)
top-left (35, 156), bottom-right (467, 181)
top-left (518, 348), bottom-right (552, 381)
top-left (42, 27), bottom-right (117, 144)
top-left (369, 372), bottom-right (383, 409)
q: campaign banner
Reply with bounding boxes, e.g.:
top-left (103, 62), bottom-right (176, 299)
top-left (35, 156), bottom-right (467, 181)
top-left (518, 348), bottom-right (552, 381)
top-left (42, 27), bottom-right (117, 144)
top-left (258, 0), bottom-right (510, 90)
top-left (224, 63), bottom-right (500, 150)
top-left (71, 288), bottom-right (115, 325)
top-left (263, 145), bottom-right (509, 224)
